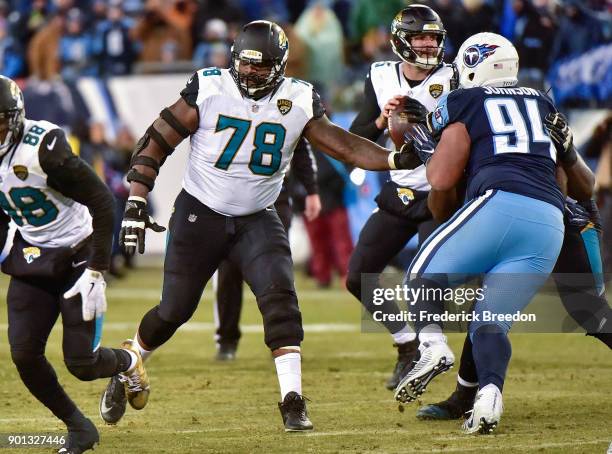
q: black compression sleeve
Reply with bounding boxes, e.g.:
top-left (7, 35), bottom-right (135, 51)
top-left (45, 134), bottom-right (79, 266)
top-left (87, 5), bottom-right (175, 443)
top-left (292, 138), bottom-right (318, 195)
top-left (39, 129), bottom-right (114, 271)
top-left (349, 73), bottom-right (384, 141)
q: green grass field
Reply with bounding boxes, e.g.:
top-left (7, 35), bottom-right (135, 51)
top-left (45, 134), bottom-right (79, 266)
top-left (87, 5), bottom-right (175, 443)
top-left (0, 265), bottom-right (610, 453)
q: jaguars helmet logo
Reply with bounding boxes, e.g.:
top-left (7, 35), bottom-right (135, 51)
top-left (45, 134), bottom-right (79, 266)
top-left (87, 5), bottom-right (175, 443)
top-left (429, 83), bottom-right (443, 99)
top-left (277, 99), bottom-right (292, 115)
top-left (278, 29), bottom-right (288, 50)
top-left (13, 165), bottom-right (28, 181)
top-left (396, 188), bottom-right (415, 206)
top-left (23, 247), bottom-right (41, 264)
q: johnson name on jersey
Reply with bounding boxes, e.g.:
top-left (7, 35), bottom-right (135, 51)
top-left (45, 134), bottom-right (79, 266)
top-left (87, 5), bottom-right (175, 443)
top-left (368, 61), bottom-right (455, 190)
top-left (0, 119), bottom-right (92, 247)
top-left (179, 67), bottom-right (324, 216)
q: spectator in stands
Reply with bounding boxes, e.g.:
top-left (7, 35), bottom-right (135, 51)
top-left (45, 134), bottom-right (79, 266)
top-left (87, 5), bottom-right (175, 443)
top-left (461, 0), bottom-right (497, 40)
top-left (27, 12), bottom-right (64, 80)
top-left (550, 0), bottom-right (605, 63)
top-left (191, 0), bottom-right (244, 51)
top-left (0, 17), bottom-right (25, 78)
top-left (304, 146), bottom-right (354, 288)
top-left (513, 0), bottom-right (556, 89)
top-left (283, 22), bottom-right (308, 79)
top-left (94, 1), bottom-right (136, 76)
top-left (295, 0), bottom-right (344, 95)
top-left (239, 0), bottom-right (289, 23)
top-left (348, 0), bottom-right (405, 45)
top-left (192, 18), bottom-right (230, 69)
top-left (7, 0), bottom-right (49, 51)
top-left (131, 0), bottom-right (191, 66)
top-left (427, 0), bottom-right (470, 61)
top-left (59, 8), bottom-right (95, 82)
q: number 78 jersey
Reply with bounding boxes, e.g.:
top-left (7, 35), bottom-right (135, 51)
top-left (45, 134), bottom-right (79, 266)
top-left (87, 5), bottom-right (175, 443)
top-left (181, 68), bottom-right (324, 216)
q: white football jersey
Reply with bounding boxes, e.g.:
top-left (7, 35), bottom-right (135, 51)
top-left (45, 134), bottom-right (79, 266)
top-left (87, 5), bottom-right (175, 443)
top-left (0, 119), bottom-right (92, 247)
top-left (369, 61), bottom-right (455, 190)
top-left (183, 68), bottom-right (321, 216)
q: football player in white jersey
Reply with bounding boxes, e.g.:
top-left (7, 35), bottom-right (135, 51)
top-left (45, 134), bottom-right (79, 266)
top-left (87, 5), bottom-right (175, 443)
top-left (0, 76), bottom-right (148, 454)
top-left (99, 20), bottom-right (417, 432)
top-left (346, 4), bottom-right (458, 390)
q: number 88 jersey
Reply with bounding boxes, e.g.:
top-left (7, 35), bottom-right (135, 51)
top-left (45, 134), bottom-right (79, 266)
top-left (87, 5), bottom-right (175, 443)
top-left (0, 119), bottom-right (92, 247)
top-left (180, 68), bottom-right (324, 216)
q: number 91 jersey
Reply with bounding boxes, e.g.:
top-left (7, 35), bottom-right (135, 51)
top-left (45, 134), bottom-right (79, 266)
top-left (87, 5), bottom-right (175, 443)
top-left (0, 119), bottom-right (92, 247)
top-left (180, 68), bottom-right (324, 216)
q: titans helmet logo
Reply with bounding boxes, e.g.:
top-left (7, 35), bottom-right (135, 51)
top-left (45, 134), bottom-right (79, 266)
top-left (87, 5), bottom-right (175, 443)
top-left (463, 44), bottom-right (499, 68)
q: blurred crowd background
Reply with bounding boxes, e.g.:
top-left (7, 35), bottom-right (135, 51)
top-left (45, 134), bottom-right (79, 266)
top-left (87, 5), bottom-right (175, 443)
top-left (1, 0), bottom-right (610, 280)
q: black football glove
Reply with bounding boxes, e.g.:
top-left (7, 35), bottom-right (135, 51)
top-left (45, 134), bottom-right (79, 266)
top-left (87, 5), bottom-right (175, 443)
top-left (544, 112), bottom-right (577, 165)
top-left (119, 196), bottom-right (166, 255)
top-left (402, 97), bottom-right (428, 125)
top-left (390, 124), bottom-right (437, 170)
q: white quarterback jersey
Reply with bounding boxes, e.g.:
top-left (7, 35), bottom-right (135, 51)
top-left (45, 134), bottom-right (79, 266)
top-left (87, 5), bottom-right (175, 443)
top-left (0, 119), bottom-right (92, 247)
top-left (184, 68), bottom-right (320, 216)
top-left (369, 61), bottom-right (455, 190)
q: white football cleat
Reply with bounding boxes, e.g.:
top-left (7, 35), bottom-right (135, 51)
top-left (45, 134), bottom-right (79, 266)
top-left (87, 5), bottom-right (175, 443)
top-left (462, 384), bottom-right (503, 435)
top-left (394, 340), bottom-right (455, 403)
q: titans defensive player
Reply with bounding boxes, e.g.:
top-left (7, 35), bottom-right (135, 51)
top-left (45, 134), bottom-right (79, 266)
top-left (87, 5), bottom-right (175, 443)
top-left (393, 33), bottom-right (595, 434)
top-left (98, 20), bottom-right (417, 432)
top-left (0, 76), bottom-right (148, 454)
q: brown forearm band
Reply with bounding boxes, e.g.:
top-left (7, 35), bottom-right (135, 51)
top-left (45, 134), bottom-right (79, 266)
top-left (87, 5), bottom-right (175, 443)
top-left (147, 125), bottom-right (174, 155)
top-left (160, 107), bottom-right (192, 138)
top-left (130, 155), bottom-right (160, 175)
top-left (126, 168), bottom-right (156, 191)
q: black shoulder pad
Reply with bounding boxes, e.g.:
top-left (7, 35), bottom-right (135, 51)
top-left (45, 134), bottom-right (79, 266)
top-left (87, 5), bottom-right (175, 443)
top-left (38, 128), bottom-right (74, 172)
top-left (180, 72), bottom-right (199, 108)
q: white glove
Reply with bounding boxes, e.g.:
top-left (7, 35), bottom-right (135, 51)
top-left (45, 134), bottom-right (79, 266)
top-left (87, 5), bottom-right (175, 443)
top-left (63, 268), bottom-right (107, 321)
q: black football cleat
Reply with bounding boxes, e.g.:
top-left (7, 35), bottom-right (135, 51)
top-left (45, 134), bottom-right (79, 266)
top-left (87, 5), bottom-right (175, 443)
top-left (416, 384), bottom-right (478, 420)
top-left (99, 375), bottom-right (127, 424)
top-left (58, 418), bottom-right (99, 454)
top-left (278, 392), bottom-right (313, 432)
top-left (215, 343), bottom-right (237, 361)
top-left (385, 340), bottom-right (419, 390)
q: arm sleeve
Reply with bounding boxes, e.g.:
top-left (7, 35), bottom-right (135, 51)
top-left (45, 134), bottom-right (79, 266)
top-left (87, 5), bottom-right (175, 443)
top-left (291, 138), bottom-right (318, 195)
top-left (0, 210), bottom-right (10, 255)
top-left (348, 72), bottom-right (384, 141)
top-left (39, 129), bottom-right (115, 271)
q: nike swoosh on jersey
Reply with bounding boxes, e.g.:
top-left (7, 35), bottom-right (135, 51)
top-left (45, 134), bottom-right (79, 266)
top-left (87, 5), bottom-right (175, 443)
top-left (47, 136), bottom-right (57, 150)
top-left (72, 260), bottom-right (87, 268)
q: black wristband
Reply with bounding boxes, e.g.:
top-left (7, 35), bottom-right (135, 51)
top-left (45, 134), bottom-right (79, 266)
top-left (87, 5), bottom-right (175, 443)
top-left (560, 145), bottom-right (578, 166)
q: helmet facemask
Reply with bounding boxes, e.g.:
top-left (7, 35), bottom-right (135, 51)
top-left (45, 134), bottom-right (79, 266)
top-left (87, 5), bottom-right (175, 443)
top-left (391, 29), bottom-right (446, 70)
top-left (0, 108), bottom-right (24, 155)
top-left (230, 49), bottom-right (287, 100)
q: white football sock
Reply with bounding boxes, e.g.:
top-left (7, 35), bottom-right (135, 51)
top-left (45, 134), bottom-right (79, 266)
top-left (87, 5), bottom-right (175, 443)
top-left (124, 350), bottom-right (138, 372)
top-left (134, 332), bottom-right (154, 362)
top-left (274, 352), bottom-right (302, 400)
top-left (391, 326), bottom-right (416, 345)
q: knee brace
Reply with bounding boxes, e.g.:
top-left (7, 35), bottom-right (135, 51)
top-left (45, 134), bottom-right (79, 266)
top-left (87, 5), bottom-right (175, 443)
top-left (257, 289), bottom-right (303, 350)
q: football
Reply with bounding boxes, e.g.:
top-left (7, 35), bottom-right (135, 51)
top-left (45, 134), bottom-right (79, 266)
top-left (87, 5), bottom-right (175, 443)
top-left (388, 96), bottom-right (416, 150)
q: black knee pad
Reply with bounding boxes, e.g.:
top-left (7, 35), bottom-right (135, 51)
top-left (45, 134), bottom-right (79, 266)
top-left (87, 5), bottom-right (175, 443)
top-left (257, 289), bottom-right (303, 350)
top-left (139, 305), bottom-right (183, 349)
top-left (64, 359), bottom-right (99, 382)
top-left (11, 349), bottom-right (44, 371)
